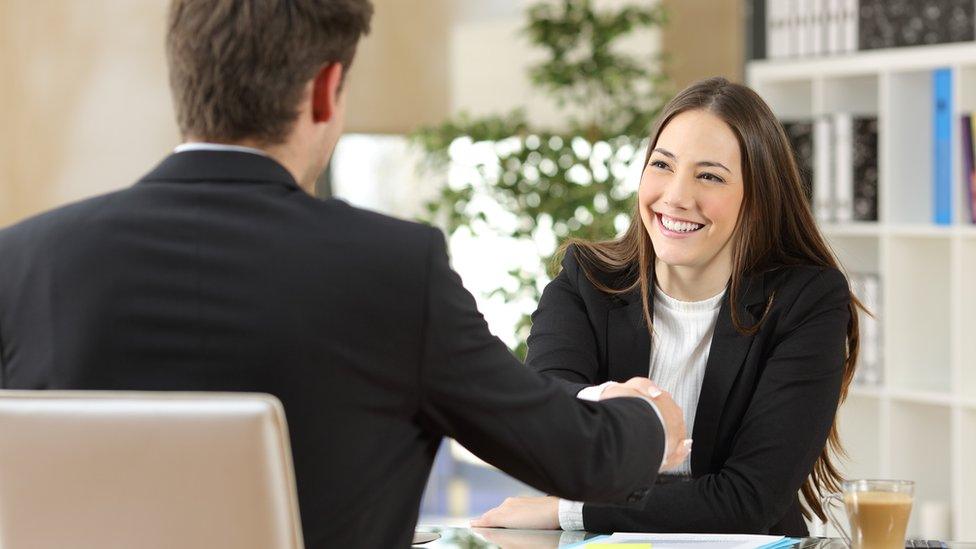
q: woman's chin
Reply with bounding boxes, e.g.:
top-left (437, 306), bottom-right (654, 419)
top-left (654, 249), bottom-right (700, 269)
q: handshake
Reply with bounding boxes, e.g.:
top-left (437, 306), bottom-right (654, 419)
top-left (598, 377), bottom-right (692, 472)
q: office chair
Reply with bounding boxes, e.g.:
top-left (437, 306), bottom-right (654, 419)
top-left (0, 391), bottom-right (304, 549)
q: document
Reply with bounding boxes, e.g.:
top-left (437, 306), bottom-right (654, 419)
top-left (566, 532), bottom-right (800, 549)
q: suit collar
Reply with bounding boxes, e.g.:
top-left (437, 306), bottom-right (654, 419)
top-left (690, 276), bottom-right (763, 474)
top-left (137, 150), bottom-right (301, 191)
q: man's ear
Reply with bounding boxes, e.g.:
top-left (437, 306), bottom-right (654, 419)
top-left (311, 62), bottom-right (344, 123)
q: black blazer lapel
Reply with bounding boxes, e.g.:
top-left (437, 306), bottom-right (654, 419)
top-left (691, 272), bottom-right (768, 474)
top-left (606, 289), bottom-right (651, 383)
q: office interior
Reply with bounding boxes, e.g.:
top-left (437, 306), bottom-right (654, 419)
top-left (1, 0), bottom-right (974, 543)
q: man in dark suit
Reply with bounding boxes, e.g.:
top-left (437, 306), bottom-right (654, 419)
top-left (0, 1), bottom-right (689, 547)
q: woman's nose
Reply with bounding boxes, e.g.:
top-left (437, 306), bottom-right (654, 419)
top-left (661, 170), bottom-right (696, 209)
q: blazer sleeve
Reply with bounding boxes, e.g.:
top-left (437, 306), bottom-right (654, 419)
top-left (582, 268), bottom-right (851, 533)
top-left (524, 246), bottom-right (603, 396)
top-left (416, 229), bottom-right (663, 503)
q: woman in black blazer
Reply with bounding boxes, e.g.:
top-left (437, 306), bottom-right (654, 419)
top-left (473, 77), bottom-right (863, 536)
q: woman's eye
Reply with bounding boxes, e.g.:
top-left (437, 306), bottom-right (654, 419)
top-left (650, 160), bottom-right (670, 170)
top-left (699, 172), bottom-right (725, 183)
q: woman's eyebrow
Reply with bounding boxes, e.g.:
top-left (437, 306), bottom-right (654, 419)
top-left (698, 160), bottom-right (732, 173)
top-left (652, 148), bottom-right (731, 173)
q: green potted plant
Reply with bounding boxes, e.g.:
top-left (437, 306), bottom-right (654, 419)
top-left (413, 0), bottom-right (671, 358)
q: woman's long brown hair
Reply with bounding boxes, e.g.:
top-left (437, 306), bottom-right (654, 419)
top-left (566, 76), bottom-right (865, 522)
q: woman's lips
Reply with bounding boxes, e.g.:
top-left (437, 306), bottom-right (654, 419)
top-left (656, 213), bottom-right (705, 239)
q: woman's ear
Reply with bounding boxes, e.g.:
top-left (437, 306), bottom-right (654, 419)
top-left (311, 62), bottom-right (344, 123)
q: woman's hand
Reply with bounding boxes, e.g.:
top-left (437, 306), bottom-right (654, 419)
top-left (470, 496), bottom-right (560, 530)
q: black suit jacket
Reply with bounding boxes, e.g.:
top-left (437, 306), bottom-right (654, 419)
top-left (526, 246), bottom-right (852, 536)
top-left (0, 151), bottom-right (666, 548)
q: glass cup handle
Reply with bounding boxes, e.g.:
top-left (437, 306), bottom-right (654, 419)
top-left (822, 493), bottom-right (852, 547)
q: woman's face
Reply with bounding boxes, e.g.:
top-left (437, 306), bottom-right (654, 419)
top-left (638, 109), bottom-right (745, 273)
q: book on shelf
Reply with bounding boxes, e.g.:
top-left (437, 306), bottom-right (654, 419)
top-left (827, 0), bottom-right (848, 56)
top-left (961, 115), bottom-right (974, 224)
top-left (850, 272), bottom-right (882, 388)
top-left (851, 117), bottom-right (879, 222)
top-left (933, 68), bottom-right (953, 225)
top-left (834, 113), bottom-right (854, 223)
top-left (761, 0), bottom-right (858, 59)
top-left (959, 114), bottom-right (976, 224)
top-left (814, 117), bottom-right (833, 222)
top-left (791, 114), bottom-right (878, 223)
top-left (858, 0), bottom-right (975, 51)
top-left (745, 0), bottom-right (767, 61)
top-left (755, 0), bottom-right (975, 61)
top-left (765, 0), bottom-right (792, 60)
top-left (781, 119), bottom-right (815, 204)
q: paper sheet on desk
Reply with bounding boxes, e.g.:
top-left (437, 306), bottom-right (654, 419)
top-left (565, 532), bottom-right (800, 549)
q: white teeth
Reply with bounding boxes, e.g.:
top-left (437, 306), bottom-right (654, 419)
top-left (661, 215), bottom-right (703, 233)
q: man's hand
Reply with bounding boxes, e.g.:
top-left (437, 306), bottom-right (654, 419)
top-left (599, 377), bottom-right (692, 471)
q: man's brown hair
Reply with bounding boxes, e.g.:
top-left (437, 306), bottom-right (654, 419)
top-left (166, 0), bottom-right (373, 145)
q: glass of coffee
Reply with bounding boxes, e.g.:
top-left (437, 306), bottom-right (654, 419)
top-left (822, 479), bottom-right (914, 549)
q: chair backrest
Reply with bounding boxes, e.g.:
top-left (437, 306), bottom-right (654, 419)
top-left (0, 391), bottom-right (304, 549)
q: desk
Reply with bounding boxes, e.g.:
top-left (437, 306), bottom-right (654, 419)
top-left (416, 526), bottom-right (976, 549)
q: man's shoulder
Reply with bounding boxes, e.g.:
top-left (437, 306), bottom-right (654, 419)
top-left (312, 198), bottom-right (441, 250)
top-left (321, 198), bottom-right (434, 233)
top-left (0, 190), bottom-right (124, 251)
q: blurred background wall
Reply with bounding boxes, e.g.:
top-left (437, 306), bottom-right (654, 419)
top-left (0, 0), bottom-right (178, 227)
top-left (0, 0), bottom-right (743, 227)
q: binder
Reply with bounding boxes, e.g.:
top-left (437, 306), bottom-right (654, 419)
top-left (826, 0), bottom-right (843, 55)
top-left (843, 0), bottom-right (858, 53)
top-left (814, 116), bottom-right (835, 222)
top-left (933, 68), bottom-right (953, 225)
top-left (852, 117), bottom-right (879, 221)
top-left (970, 116), bottom-right (976, 222)
top-left (961, 114), bottom-right (974, 223)
top-left (833, 112), bottom-right (854, 222)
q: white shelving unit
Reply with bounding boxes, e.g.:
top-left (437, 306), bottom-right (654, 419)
top-left (748, 42), bottom-right (976, 541)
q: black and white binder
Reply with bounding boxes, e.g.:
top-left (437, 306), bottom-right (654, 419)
top-left (858, 0), bottom-right (975, 50)
top-left (833, 112), bottom-right (854, 222)
top-left (814, 116), bottom-right (835, 222)
top-left (826, 0), bottom-right (844, 55)
top-left (852, 117), bottom-right (879, 222)
top-left (782, 120), bottom-right (816, 204)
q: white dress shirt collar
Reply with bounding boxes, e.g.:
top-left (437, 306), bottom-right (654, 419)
top-left (173, 142), bottom-right (269, 157)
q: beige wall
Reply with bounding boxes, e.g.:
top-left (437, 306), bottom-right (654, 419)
top-left (661, 0), bottom-right (745, 90)
top-left (449, 4), bottom-right (661, 129)
top-left (344, 0), bottom-right (454, 134)
top-left (0, 0), bottom-right (452, 226)
top-left (0, 0), bottom-right (744, 227)
top-left (0, 0), bottom-right (179, 227)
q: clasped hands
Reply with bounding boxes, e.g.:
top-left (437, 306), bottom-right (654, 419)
top-left (471, 377), bottom-right (691, 530)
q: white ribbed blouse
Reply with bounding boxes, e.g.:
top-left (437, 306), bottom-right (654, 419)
top-left (649, 284), bottom-right (725, 474)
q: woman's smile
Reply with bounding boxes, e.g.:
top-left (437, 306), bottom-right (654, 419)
top-left (656, 212), bottom-right (706, 238)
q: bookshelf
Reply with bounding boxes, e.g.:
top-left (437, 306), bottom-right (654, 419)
top-left (748, 41), bottom-right (976, 541)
